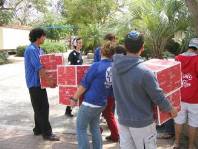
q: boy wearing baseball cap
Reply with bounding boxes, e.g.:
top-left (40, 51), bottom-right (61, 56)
top-left (112, 31), bottom-right (177, 149)
top-left (174, 38), bottom-right (198, 149)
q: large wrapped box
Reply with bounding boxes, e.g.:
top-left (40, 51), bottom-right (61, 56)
top-left (40, 54), bottom-right (64, 88)
top-left (57, 65), bottom-right (90, 106)
top-left (59, 86), bottom-right (78, 106)
top-left (40, 54), bottom-right (64, 69)
top-left (144, 59), bottom-right (182, 94)
top-left (153, 89), bottom-right (181, 125)
top-left (40, 70), bottom-right (57, 88)
top-left (57, 65), bottom-right (90, 86)
top-left (40, 54), bottom-right (56, 70)
top-left (144, 59), bottom-right (182, 125)
top-left (59, 86), bottom-right (84, 106)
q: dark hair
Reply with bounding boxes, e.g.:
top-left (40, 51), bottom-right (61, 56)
top-left (73, 37), bottom-right (82, 49)
top-left (124, 31), bottom-right (144, 53)
top-left (114, 45), bottom-right (126, 55)
top-left (29, 28), bottom-right (46, 42)
top-left (189, 46), bottom-right (197, 51)
top-left (104, 33), bottom-right (115, 41)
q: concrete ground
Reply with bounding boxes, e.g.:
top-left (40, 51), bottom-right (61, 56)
top-left (0, 55), bottom-right (194, 149)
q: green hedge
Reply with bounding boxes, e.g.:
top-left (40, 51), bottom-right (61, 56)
top-left (16, 45), bottom-right (26, 57)
top-left (16, 41), bottom-right (67, 57)
top-left (41, 41), bottom-right (67, 54)
top-left (0, 51), bottom-right (8, 65)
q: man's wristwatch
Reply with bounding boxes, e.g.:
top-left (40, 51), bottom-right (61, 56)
top-left (70, 97), bottom-right (78, 102)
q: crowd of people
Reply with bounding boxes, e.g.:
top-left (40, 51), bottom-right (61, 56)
top-left (24, 27), bottom-right (198, 149)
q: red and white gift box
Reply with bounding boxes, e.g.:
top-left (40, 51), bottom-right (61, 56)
top-left (39, 54), bottom-right (64, 88)
top-left (57, 65), bottom-right (90, 106)
top-left (40, 70), bottom-right (57, 88)
top-left (153, 89), bottom-right (181, 125)
top-left (144, 59), bottom-right (182, 125)
top-left (59, 86), bottom-right (78, 106)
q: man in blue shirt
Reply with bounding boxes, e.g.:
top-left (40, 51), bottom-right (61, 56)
top-left (93, 33), bottom-right (116, 62)
top-left (24, 28), bottom-right (59, 141)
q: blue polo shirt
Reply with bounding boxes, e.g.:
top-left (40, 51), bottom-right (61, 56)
top-left (80, 59), bottom-right (113, 106)
top-left (24, 43), bottom-right (44, 88)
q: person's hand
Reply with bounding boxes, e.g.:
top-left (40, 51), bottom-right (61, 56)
top-left (47, 79), bottom-right (56, 88)
top-left (70, 97), bottom-right (78, 102)
top-left (170, 107), bottom-right (178, 118)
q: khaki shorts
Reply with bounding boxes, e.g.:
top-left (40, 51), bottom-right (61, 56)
top-left (174, 102), bottom-right (198, 127)
top-left (119, 123), bottom-right (157, 149)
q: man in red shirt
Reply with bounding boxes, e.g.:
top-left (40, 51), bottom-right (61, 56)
top-left (174, 38), bottom-right (198, 149)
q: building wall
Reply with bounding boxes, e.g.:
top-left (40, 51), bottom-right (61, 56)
top-left (0, 27), bottom-right (30, 50)
top-left (0, 28), bottom-right (3, 50)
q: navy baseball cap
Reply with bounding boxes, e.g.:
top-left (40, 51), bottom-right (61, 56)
top-left (189, 38), bottom-right (198, 49)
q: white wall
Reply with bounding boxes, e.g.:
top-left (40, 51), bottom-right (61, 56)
top-left (0, 28), bottom-right (3, 49)
top-left (0, 27), bottom-right (30, 50)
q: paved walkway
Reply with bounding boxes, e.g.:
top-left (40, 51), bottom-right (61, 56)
top-left (0, 56), bottom-right (195, 149)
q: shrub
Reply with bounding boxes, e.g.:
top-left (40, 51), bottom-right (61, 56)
top-left (0, 51), bottom-right (8, 65)
top-left (41, 41), bottom-right (67, 54)
top-left (16, 45), bottom-right (27, 57)
top-left (16, 41), bottom-right (67, 57)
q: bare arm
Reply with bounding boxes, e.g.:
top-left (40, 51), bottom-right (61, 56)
top-left (71, 85), bottom-right (86, 102)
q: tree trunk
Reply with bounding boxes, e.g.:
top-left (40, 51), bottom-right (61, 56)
top-left (185, 0), bottom-right (198, 35)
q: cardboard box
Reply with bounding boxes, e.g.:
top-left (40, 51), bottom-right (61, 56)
top-left (144, 59), bottom-right (182, 125)
top-left (40, 54), bottom-right (56, 70)
top-left (40, 54), bottom-right (64, 88)
top-left (40, 54), bottom-right (64, 69)
top-left (154, 89), bottom-right (181, 125)
top-left (59, 86), bottom-right (78, 106)
top-left (57, 65), bottom-right (90, 86)
top-left (144, 59), bottom-right (182, 94)
top-left (59, 86), bottom-right (84, 106)
top-left (40, 70), bottom-right (57, 88)
top-left (77, 65), bottom-right (90, 84)
top-left (55, 54), bottom-right (64, 67)
top-left (57, 65), bottom-right (90, 106)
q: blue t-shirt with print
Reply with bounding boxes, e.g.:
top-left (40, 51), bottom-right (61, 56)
top-left (81, 59), bottom-right (113, 106)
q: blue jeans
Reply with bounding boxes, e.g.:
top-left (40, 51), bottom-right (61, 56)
top-left (76, 104), bottom-right (105, 149)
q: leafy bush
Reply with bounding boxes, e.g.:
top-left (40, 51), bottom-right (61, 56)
top-left (16, 45), bottom-right (26, 57)
top-left (16, 41), bottom-right (67, 57)
top-left (41, 41), bottom-right (67, 54)
top-left (180, 30), bottom-right (197, 53)
top-left (0, 51), bottom-right (8, 65)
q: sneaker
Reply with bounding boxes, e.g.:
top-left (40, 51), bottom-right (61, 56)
top-left (65, 112), bottom-right (74, 117)
top-left (33, 131), bottom-right (42, 136)
top-left (33, 128), bottom-right (42, 136)
top-left (43, 134), bottom-right (60, 141)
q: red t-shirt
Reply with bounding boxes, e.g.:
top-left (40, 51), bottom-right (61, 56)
top-left (175, 51), bottom-right (198, 104)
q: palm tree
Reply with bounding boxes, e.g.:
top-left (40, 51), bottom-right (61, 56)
top-left (128, 0), bottom-right (190, 58)
top-left (185, 0), bottom-right (198, 35)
